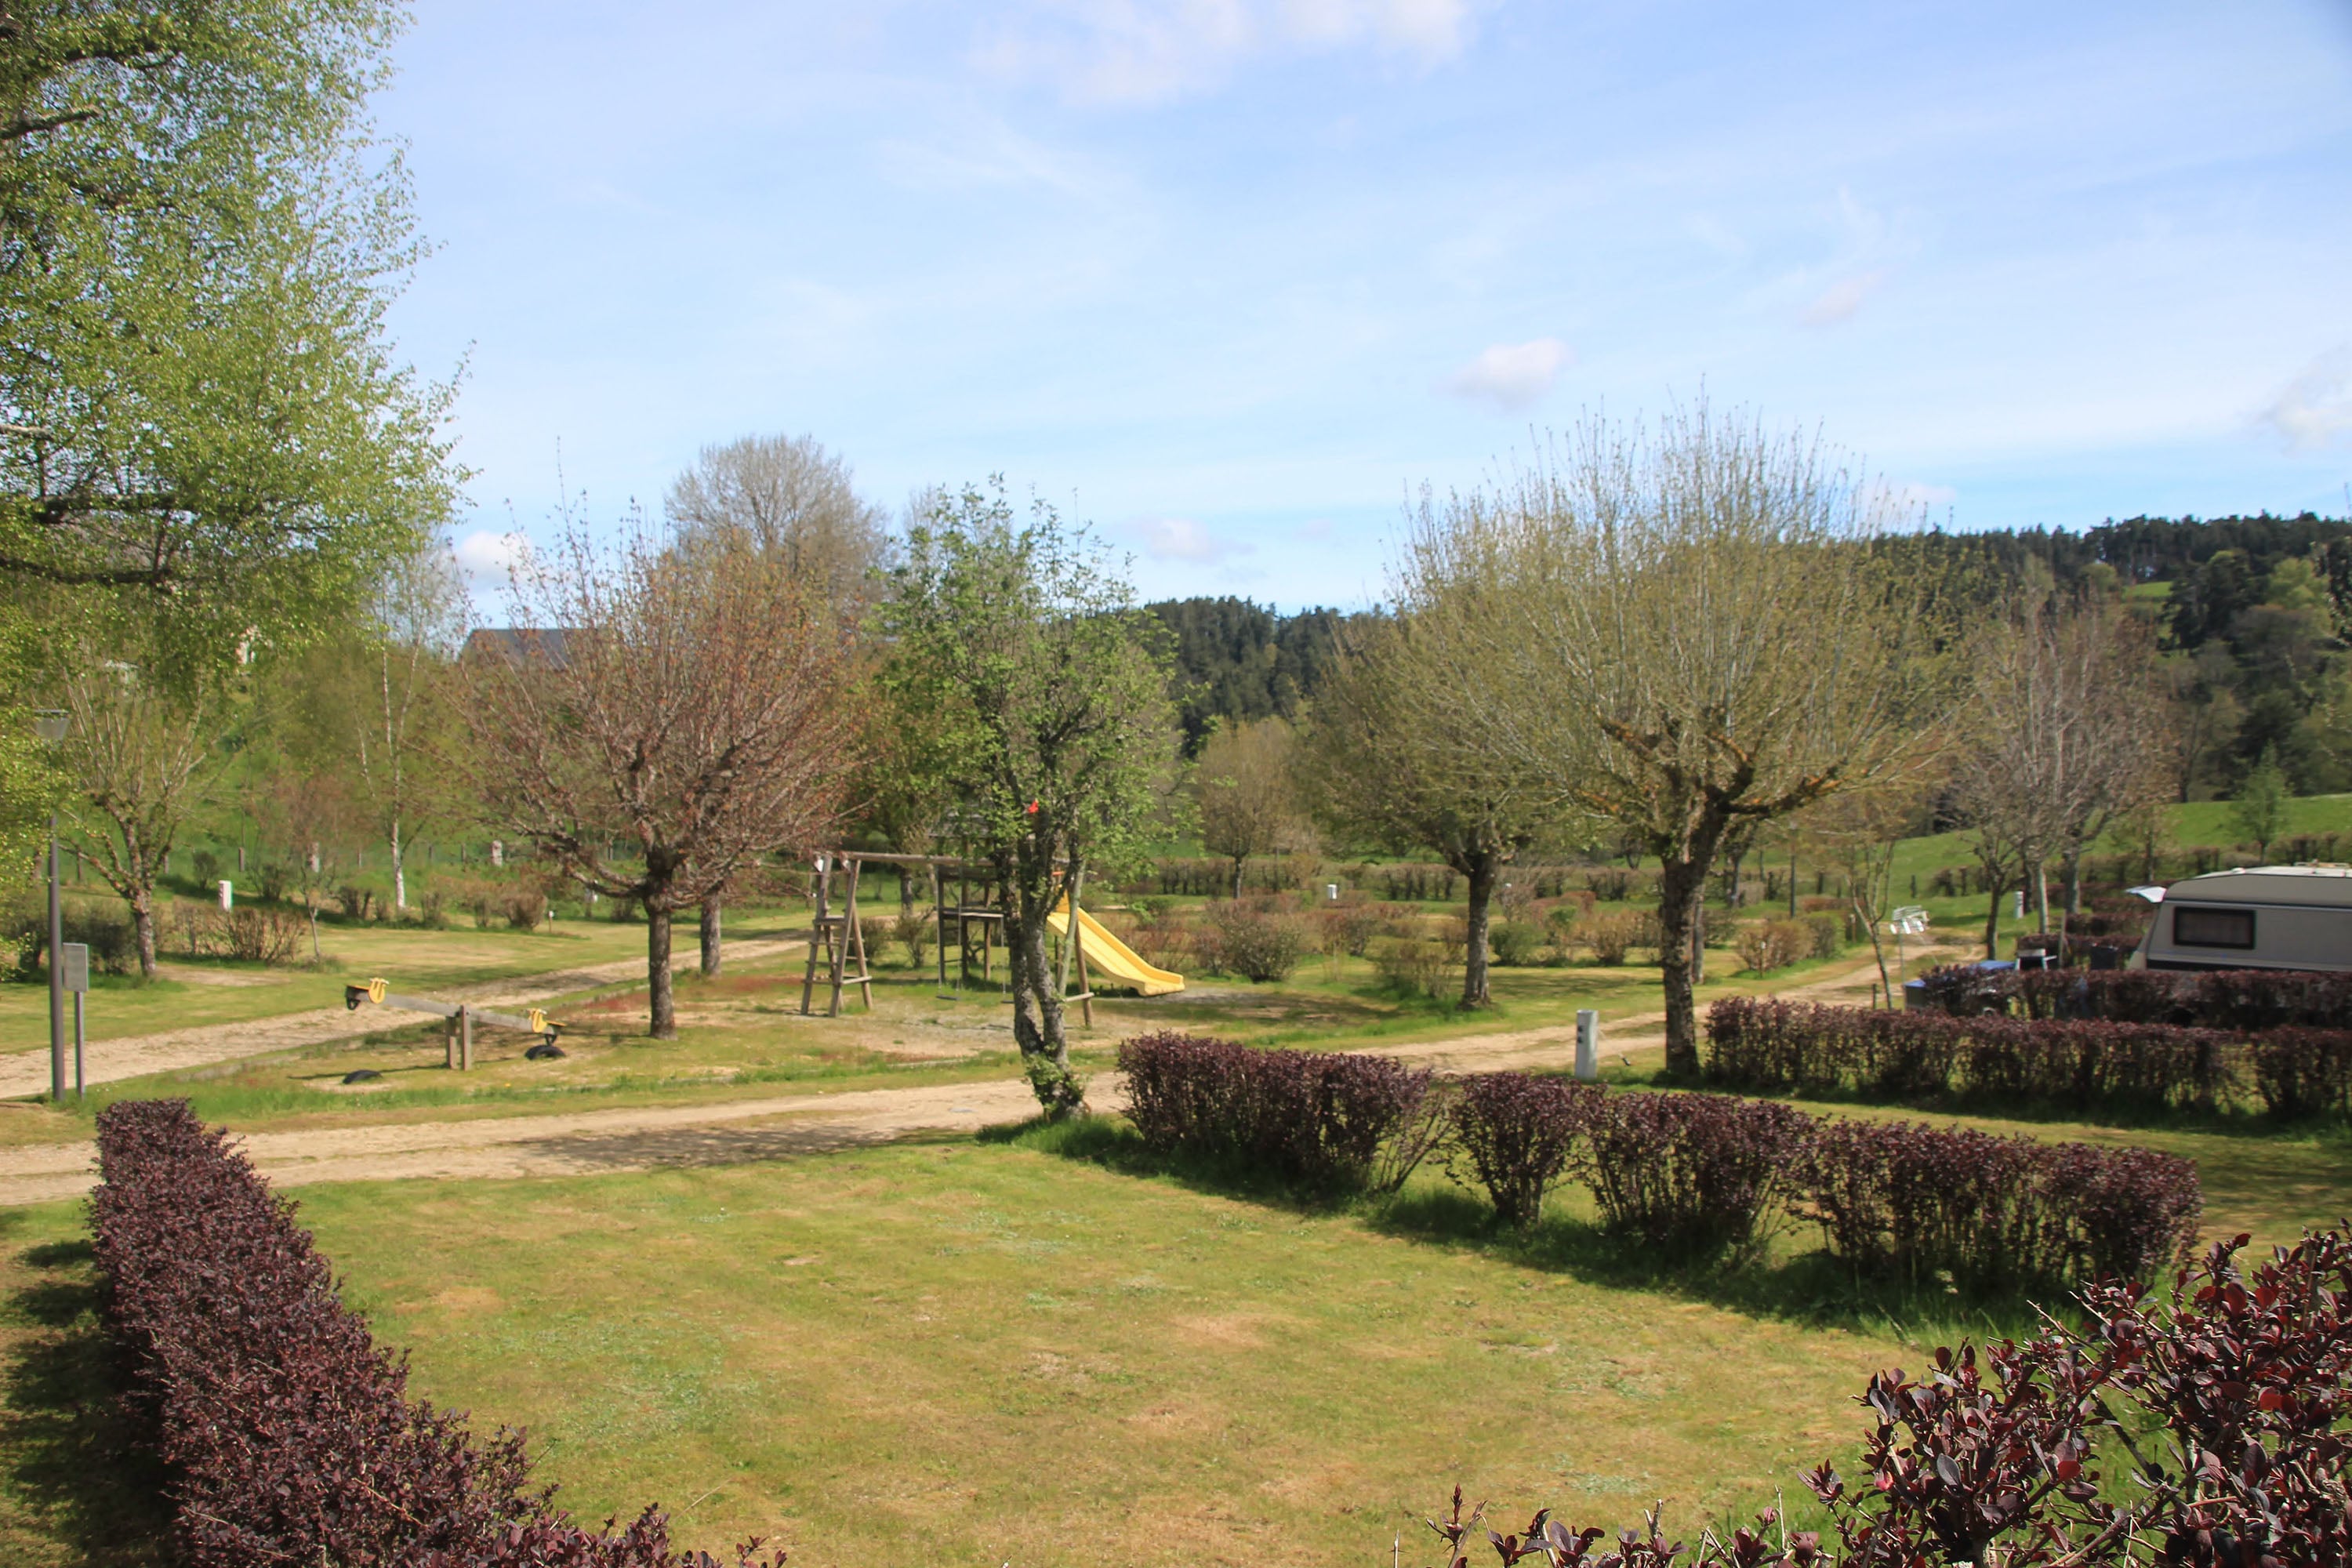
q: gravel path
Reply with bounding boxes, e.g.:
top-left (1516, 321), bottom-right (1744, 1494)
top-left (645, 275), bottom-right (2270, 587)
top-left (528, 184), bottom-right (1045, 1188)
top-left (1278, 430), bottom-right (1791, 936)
top-left (0, 937), bottom-right (807, 1098)
top-left (0, 945), bottom-right (1961, 1207)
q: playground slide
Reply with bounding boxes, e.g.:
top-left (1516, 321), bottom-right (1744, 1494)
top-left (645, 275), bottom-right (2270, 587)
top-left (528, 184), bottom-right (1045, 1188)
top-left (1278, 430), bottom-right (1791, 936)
top-left (1046, 899), bottom-right (1185, 996)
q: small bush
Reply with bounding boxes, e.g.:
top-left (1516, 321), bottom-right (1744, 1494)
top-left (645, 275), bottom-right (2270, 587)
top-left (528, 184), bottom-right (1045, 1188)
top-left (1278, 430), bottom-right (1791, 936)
top-left (1797, 1116), bottom-right (2199, 1289)
top-left (1318, 901), bottom-right (1388, 958)
top-left (1205, 902), bottom-right (1307, 982)
top-left (1577, 1090), bottom-right (1813, 1260)
top-left (1799, 910), bottom-right (1845, 959)
top-left (210, 907), bottom-right (307, 966)
top-left (1117, 1032), bottom-right (1439, 1191)
top-left (503, 890), bottom-right (549, 931)
top-left (8, 898), bottom-right (138, 979)
top-left (191, 848), bottom-right (222, 886)
top-left (894, 908), bottom-right (931, 967)
top-left (1581, 909), bottom-right (1640, 965)
top-left (1733, 917), bottom-right (1813, 973)
top-left (256, 862), bottom-right (292, 902)
top-left (333, 884), bottom-right (375, 921)
top-left (1487, 919), bottom-right (1547, 967)
top-left (415, 889), bottom-right (450, 929)
top-left (1446, 1072), bottom-right (1598, 1226)
top-left (1372, 934), bottom-right (1458, 998)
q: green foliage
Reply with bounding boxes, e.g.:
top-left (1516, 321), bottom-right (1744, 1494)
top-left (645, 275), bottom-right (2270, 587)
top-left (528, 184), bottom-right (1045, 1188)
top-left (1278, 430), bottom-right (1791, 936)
top-left (2230, 745), bottom-right (2292, 858)
top-left (1144, 596), bottom-right (1356, 756)
top-left (0, 0), bottom-right (459, 681)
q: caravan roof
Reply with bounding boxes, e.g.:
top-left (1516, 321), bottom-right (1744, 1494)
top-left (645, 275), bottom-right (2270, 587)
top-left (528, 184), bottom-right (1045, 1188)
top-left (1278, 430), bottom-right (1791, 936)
top-left (2162, 866), bottom-right (2352, 908)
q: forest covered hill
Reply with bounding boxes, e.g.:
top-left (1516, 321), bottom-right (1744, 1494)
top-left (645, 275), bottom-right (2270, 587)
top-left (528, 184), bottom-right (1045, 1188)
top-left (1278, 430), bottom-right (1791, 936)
top-left (1151, 510), bottom-right (2352, 791)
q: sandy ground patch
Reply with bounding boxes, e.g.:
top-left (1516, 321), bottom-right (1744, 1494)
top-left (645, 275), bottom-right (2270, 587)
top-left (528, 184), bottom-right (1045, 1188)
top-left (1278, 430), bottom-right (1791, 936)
top-left (0, 937), bottom-right (808, 1098)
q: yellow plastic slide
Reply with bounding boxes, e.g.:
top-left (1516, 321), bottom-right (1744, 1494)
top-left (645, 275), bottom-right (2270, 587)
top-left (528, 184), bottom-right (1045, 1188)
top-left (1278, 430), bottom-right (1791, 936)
top-left (1047, 897), bottom-right (1185, 996)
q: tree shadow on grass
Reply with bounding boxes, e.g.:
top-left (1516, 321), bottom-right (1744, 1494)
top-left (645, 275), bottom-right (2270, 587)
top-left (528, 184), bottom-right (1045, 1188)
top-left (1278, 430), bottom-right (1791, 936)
top-left (0, 1229), bottom-right (174, 1566)
top-left (996, 1112), bottom-right (2058, 1344)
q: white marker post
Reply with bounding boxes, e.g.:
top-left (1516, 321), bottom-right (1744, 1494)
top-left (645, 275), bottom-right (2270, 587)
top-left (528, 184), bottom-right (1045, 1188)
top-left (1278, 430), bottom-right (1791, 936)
top-left (218, 879), bottom-right (233, 910)
top-left (1575, 1009), bottom-right (1599, 1081)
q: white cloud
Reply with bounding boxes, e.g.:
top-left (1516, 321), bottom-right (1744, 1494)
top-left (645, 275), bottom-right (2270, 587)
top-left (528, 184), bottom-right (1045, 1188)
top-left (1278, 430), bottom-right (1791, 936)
top-left (2261, 349), bottom-right (2352, 452)
top-left (1798, 268), bottom-right (1888, 328)
top-left (975, 0), bottom-right (1483, 106)
top-left (1443, 336), bottom-right (1571, 412)
top-left (453, 529), bottom-right (533, 584)
top-left (1296, 517), bottom-right (1334, 541)
top-left (1132, 516), bottom-right (1256, 563)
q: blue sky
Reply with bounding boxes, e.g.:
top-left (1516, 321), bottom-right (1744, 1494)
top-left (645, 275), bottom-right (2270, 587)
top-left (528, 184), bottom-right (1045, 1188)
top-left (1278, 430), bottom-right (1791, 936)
top-left (376, 1), bottom-right (2352, 612)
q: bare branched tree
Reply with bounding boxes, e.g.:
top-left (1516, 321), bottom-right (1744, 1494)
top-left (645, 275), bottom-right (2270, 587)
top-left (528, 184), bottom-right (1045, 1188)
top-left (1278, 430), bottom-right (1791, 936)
top-left (1196, 717), bottom-right (1313, 900)
top-left (666, 433), bottom-right (891, 612)
top-left (463, 524), bottom-right (858, 1038)
top-left (1446, 402), bottom-right (1938, 1075)
top-left (1951, 595), bottom-right (2170, 953)
top-left (56, 658), bottom-right (227, 975)
top-left (1305, 591), bottom-right (1559, 1009)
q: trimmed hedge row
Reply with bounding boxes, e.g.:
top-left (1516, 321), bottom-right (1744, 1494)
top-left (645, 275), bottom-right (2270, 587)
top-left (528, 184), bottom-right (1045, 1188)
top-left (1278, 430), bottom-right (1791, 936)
top-left (1118, 1030), bottom-right (1443, 1191)
top-left (1705, 996), bottom-right (2352, 1117)
top-left (1118, 1035), bottom-right (2201, 1288)
top-left (1443, 1075), bottom-right (2200, 1287)
top-left (90, 1099), bottom-right (779, 1568)
top-left (1914, 961), bottom-right (2352, 1029)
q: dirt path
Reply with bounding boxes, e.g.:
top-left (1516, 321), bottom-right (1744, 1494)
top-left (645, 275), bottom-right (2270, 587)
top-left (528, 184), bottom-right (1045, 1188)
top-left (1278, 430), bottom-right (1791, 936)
top-left (0, 1076), bottom-right (1043, 1204)
top-left (0, 938), bottom-right (807, 1098)
top-left (0, 944), bottom-right (1974, 1207)
top-left (1374, 941), bottom-right (1973, 1074)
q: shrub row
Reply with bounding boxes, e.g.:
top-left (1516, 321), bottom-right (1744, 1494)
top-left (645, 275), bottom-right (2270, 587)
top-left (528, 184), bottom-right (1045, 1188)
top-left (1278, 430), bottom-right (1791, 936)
top-left (1119, 1032), bottom-right (1443, 1190)
top-left (1708, 996), bottom-right (2352, 1118)
top-left (1118, 1036), bottom-right (2200, 1289)
top-left (90, 1099), bottom-right (778, 1568)
top-left (1446, 1073), bottom-right (2201, 1288)
top-left (1420, 1225), bottom-right (2350, 1566)
top-left (1914, 960), bottom-right (2352, 1029)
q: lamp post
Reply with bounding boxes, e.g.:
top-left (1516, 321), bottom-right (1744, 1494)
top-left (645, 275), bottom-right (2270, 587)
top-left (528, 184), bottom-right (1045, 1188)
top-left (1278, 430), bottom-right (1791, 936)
top-left (34, 710), bottom-right (69, 1101)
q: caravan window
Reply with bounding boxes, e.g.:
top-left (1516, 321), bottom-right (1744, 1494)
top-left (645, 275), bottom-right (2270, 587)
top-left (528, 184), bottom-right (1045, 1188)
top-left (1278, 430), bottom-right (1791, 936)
top-left (2172, 906), bottom-right (2256, 949)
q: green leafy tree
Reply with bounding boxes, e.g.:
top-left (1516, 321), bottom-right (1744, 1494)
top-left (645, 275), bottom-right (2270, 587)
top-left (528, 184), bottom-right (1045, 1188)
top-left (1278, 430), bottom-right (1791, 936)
top-left (2230, 746), bottom-right (2291, 862)
top-left (877, 481), bottom-right (1178, 1115)
top-left (0, 0), bottom-right (458, 671)
top-left (1195, 716), bottom-right (1312, 901)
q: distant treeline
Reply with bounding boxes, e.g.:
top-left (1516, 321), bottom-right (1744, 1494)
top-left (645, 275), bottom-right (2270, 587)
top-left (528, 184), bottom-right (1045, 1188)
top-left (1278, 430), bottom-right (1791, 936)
top-left (1153, 511), bottom-right (2352, 789)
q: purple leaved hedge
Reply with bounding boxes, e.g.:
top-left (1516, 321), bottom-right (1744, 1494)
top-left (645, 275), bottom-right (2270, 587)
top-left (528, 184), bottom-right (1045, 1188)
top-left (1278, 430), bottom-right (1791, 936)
top-left (90, 1098), bottom-right (782, 1568)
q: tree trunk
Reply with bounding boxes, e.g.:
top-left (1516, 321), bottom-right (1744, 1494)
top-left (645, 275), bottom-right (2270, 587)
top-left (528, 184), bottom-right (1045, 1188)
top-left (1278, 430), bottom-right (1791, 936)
top-left (1007, 880), bottom-right (1081, 1115)
top-left (2034, 857), bottom-right (2051, 935)
top-left (1457, 850), bottom-right (1500, 1009)
top-left (1229, 855), bottom-right (1245, 901)
top-left (1690, 903), bottom-right (1707, 987)
top-left (2063, 848), bottom-right (2085, 916)
top-left (391, 817), bottom-right (406, 913)
top-left (1982, 877), bottom-right (2004, 959)
top-left (647, 905), bottom-right (676, 1038)
top-left (700, 895), bottom-right (723, 977)
top-left (131, 888), bottom-right (158, 979)
top-left (1655, 849), bottom-right (1715, 1078)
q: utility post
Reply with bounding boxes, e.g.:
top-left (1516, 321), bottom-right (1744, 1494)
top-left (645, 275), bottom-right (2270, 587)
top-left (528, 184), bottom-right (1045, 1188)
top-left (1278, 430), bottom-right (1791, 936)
top-left (33, 710), bottom-right (69, 1101)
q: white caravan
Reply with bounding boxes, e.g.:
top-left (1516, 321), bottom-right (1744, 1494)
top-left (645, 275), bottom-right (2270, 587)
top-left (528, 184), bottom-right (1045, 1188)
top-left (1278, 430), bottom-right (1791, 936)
top-left (2129, 865), bottom-right (2352, 975)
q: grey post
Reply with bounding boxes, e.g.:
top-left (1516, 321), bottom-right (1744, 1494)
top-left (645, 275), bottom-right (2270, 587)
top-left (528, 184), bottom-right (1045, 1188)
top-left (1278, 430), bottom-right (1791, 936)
top-left (1574, 1008), bottom-right (1599, 1081)
top-left (62, 942), bottom-right (89, 1098)
top-left (34, 710), bottom-right (68, 1102)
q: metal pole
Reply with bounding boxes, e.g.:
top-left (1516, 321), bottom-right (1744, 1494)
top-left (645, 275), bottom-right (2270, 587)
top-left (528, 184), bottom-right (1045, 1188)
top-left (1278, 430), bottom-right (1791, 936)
top-left (73, 990), bottom-right (85, 1099)
top-left (46, 811), bottom-right (64, 1102)
top-left (1575, 1009), bottom-right (1599, 1081)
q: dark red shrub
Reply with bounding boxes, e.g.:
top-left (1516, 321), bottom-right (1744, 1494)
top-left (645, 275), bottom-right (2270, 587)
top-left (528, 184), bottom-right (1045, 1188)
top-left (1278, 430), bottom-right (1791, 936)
top-left (1575, 1091), bottom-right (1813, 1261)
top-left (1116, 1031), bottom-right (1439, 1191)
top-left (89, 1099), bottom-right (775, 1568)
top-left (1796, 1116), bottom-right (2199, 1290)
top-left (1446, 1073), bottom-right (1599, 1226)
top-left (1420, 1227), bottom-right (2349, 1568)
